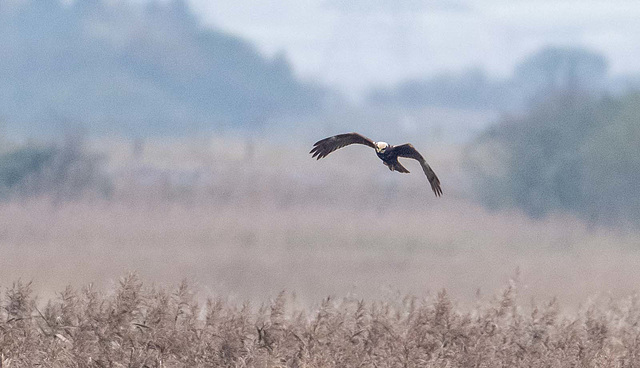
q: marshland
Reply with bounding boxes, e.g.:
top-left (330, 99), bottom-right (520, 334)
top-left (3, 1), bottom-right (640, 366)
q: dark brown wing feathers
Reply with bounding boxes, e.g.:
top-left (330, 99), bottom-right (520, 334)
top-left (391, 144), bottom-right (443, 197)
top-left (310, 135), bottom-right (442, 197)
top-left (310, 132), bottom-right (376, 159)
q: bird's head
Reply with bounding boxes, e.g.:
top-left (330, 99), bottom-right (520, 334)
top-left (375, 141), bottom-right (389, 153)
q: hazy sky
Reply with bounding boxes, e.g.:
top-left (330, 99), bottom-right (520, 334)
top-left (188, 0), bottom-right (640, 99)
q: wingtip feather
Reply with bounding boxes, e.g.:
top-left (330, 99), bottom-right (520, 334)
top-left (433, 186), bottom-right (443, 197)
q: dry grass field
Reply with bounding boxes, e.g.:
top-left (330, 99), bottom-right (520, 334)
top-left (2, 136), bottom-right (640, 366)
top-left (3, 275), bottom-right (640, 367)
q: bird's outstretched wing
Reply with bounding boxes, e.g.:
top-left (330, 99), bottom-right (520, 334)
top-left (392, 144), bottom-right (443, 197)
top-left (310, 132), bottom-right (376, 160)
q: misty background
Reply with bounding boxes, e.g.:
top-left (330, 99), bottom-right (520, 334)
top-left (2, 0), bottom-right (640, 304)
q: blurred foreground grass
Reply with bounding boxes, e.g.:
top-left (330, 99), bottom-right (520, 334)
top-left (2, 273), bottom-right (640, 367)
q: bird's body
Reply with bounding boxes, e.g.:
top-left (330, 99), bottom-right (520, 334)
top-left (310, 133), bottom-right (442, 197)
top-left (374, 142), bottom-right (409, 173)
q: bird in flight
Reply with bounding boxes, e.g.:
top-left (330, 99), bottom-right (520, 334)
top-left (310, 132), bottom-right (442, 197)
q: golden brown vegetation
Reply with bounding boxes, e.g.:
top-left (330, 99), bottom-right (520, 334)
top-left (2, 274), bottom-right (640, 367)
top-left (3, 138), bottom-right (640, 366)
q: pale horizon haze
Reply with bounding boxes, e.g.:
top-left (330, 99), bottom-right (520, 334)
top-left (188, 0), bottom-right (640, 99)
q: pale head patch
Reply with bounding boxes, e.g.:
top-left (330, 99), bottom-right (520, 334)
top-left (375, 141), bottom-right (389, 153)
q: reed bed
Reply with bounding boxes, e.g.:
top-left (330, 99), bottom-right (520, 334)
top-left (1, 274), bottom-right (639, 367)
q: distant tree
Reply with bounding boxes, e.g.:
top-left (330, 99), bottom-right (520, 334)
top-left (580, 93), bottom-right (640, 222)
top-left (514, 46), bottom-right (608, 104)
top-left (0, 146), bottom-right (55, 196)
top-left (0, 135), bottom-right (111, 200)
top-left (468, 91), bottom-right (640, 224)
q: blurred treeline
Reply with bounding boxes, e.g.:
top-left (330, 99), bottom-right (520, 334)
top-left (0, 135), bottom-right (110, 201)
top-left (367, 47), bottom-right (637, 111)
top-left (467, 49), bottom-right (640, 224)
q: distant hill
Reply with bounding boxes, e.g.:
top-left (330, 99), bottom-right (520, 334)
top-left (0, 0), bottom-right (325, 136)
